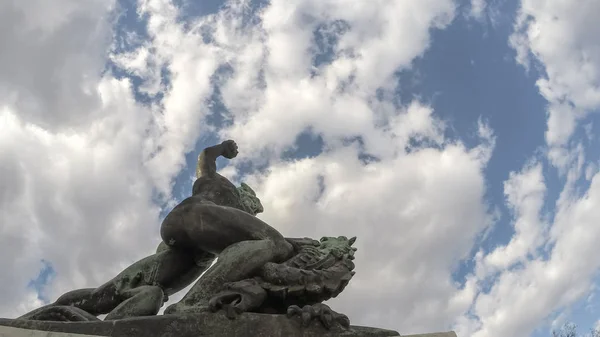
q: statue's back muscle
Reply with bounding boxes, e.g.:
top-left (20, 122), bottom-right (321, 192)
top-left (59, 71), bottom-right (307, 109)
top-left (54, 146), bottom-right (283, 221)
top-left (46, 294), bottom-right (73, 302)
top-left (191, 174), bottom-right (243, 211)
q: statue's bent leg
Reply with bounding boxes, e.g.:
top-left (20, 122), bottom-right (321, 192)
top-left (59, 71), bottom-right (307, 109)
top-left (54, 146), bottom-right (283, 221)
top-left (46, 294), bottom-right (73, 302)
top-left (165, 238), bottom-right (291, 314)
top-left (161, 201), bottom-right (291, 254)
top-left (105, 286), bottom-right (164, 320)
top-left (161, 202), bottom-right (293, 314)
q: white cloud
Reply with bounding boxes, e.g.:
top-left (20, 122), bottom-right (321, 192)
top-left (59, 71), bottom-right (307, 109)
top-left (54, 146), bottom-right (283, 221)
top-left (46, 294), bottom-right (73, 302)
top-left (257, 143), bottom-right (491, 333)
top-left (0, 75), bottom-right (169, 316)
top-left (455, 162), bottom-right (600, 337)
top-left (470, 0), bottom-right (487, 20)
top-left (0, 0), bottom-right (499, 334)
top-left (127, 0), bottom-right (499, 334)
top-left (0, 0), bottom-right (116, 131)
top-left (476, 163), bottom-right (546, 278)
top-left (131, 1), bottom-right (600, 336)
top-left (462, 5), bottom-right (600, 333)
top-left (205, 0), bottom-right (457, 158)
top-left (15, 1), bottom-right (600, 337)
top-left (0, 0), bottom-right (225, 319)
top-left (509, 0), bottom-right (600, 168)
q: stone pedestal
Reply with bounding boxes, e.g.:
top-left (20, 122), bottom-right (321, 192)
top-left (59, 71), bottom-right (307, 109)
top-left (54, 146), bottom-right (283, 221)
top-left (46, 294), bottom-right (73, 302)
top-left (0, 313), bottom-right (398, 337)
top-left (0, 313), bottom-right (457, 337)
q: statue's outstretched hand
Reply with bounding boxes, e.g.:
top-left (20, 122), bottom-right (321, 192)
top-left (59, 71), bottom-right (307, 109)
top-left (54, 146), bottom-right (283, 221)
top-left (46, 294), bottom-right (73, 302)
top-left (221, 140), bottom-right (238, 159)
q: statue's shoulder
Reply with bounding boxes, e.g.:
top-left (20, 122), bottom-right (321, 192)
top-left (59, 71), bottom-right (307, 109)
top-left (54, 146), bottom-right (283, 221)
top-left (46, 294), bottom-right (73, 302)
top-left (192, 174), bottom-right (235, 193)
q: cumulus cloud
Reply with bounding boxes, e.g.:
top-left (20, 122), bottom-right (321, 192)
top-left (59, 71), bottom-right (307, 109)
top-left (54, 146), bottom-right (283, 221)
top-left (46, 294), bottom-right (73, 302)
top-left (458, 166), bottom-right (600, 337)
top-left (12, 1), bottom-right (600, 337)
top-left (475, 163), bottom-right (547, 278)
top-left (447, 5), bottom-right (600, 335)
top-left (0, 0), bottom-right (116, 131)
top-left (447, 4), bottom-right (600, 335)
top-left (0, 0), bottom-right (498, 335)
top-left (509, 0), bottom-right (600, 169)
top-left (127, 0), bottom-right (500, 334)
top-left (248, 136), bottom-right (492, 332)
top-left (0, 0), bottom-right (218, 318)
top-left (0, 78), bottom-right (166, 316)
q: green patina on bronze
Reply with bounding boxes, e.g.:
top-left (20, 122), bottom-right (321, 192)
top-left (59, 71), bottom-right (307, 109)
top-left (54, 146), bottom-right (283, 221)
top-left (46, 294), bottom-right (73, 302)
top-left (237, 182), bottom-right (264, 215)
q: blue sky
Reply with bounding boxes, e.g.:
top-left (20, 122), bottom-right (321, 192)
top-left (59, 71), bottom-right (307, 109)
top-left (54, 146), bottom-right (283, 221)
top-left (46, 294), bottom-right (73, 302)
top-left (1, 0), bottom-right (600, 336)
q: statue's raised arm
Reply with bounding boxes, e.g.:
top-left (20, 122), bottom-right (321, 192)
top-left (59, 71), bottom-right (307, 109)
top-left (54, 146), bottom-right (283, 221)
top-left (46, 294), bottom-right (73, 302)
top-left (196, 140), bottom-right (238, 178)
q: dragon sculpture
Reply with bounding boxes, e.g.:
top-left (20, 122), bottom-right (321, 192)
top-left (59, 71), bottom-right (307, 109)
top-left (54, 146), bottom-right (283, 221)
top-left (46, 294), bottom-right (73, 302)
top-left (209, 236), bottom-right (356, 328)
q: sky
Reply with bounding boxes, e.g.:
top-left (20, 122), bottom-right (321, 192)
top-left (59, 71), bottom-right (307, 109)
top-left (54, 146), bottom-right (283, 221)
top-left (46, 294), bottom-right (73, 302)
top-left (1, 0), bottom-right (600, 336)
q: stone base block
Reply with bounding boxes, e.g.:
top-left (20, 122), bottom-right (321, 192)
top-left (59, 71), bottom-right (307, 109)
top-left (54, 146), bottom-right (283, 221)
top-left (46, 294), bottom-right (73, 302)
top-left (0, 313), bottom-right (458, 337)
top-left (0, 313), bottom-right (400, 337)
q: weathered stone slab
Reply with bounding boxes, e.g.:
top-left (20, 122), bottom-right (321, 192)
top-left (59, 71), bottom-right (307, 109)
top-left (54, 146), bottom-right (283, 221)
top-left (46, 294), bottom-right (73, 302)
top-left (0, 313), bottom-right (400, 337)
top-left (0, 324), bottom-right (460, 337)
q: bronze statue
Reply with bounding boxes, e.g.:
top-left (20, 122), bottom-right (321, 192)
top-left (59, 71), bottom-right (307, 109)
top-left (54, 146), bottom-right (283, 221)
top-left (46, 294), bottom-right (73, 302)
top-left (17, 141), bottom-right (355, 329)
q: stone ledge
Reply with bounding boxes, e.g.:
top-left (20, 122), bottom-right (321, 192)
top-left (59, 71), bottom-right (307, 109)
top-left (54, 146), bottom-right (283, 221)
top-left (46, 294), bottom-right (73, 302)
top-left (0, 314), bottom-right (458, 337)
top-left (0, 325), bottom-right (458, 337)
top-left (403, 332), bottom-right (457, 337)
top-left (0, 313), bottom-right (400, 337)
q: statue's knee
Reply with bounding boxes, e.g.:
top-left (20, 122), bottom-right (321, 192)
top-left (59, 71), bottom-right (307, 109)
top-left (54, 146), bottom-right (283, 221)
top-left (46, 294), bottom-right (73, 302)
top-left (274, 239), bottom-right (294, 262)
top-left (160, 211), bottom-right (188, 247)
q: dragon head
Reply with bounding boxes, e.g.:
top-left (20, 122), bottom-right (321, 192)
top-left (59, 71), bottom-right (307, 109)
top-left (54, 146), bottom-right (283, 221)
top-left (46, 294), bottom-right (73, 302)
top-left (319, 236), bottom-right (357, 260)
top-left (237, 182), bottom-right (264, 215)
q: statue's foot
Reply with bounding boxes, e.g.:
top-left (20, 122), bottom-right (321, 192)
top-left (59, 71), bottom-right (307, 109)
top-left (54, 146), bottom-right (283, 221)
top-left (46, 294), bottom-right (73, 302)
top-left (286, 303), bottom-right (350, 330)
top-left (208, 279), bottom-right (267, 319)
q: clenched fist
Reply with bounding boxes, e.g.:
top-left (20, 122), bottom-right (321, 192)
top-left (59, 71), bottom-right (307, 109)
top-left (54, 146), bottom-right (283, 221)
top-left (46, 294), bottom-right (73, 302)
top-left (221, 140), bottom-right (238, 159)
